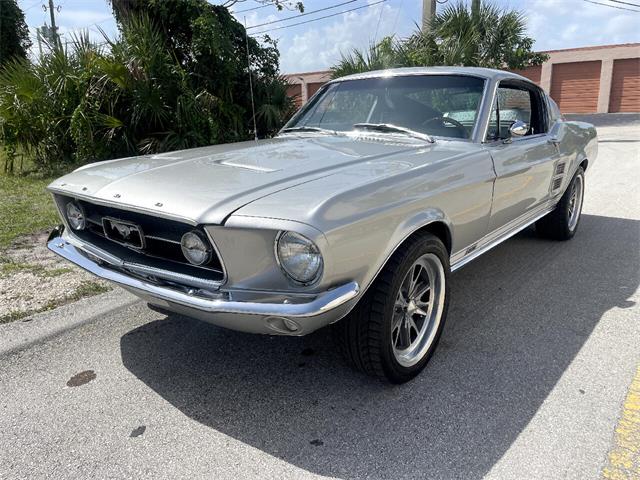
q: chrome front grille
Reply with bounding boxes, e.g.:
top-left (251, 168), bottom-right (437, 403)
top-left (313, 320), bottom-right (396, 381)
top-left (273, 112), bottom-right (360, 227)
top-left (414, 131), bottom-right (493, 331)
top-left (55, 194), bottom-right (225, 287)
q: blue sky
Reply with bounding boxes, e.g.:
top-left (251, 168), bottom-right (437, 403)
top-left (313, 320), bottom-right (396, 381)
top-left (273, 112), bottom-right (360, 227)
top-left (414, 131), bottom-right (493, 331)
top-left (18, 0), bottom-right (640, 73)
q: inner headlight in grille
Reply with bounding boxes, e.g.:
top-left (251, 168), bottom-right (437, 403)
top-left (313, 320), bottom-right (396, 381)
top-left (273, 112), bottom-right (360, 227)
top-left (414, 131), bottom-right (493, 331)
top-left (65, 201), bottom-right (86, 230)
top-left (276, 231), bottom-right (323, 285)
top-left (180, 230), bottom-right (212, 266)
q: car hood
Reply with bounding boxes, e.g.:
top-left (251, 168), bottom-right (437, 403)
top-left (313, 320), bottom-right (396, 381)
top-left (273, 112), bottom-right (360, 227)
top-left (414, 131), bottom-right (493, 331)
top-left (48, 134), bottom-right (431, 225)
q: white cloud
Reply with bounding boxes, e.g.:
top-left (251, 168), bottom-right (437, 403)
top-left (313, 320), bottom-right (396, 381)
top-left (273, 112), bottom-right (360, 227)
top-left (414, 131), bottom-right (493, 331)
top-left (524, 0), bottom-right (640, 50)
top-left (278, 1), bottom-right (410, 72)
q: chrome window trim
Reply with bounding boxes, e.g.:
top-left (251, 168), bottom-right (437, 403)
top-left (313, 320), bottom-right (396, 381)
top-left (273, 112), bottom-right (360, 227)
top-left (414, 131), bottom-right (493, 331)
top-left (480, 77), bottom-right (550, 144)
top-left (282, 73), bottom-right (490, 144)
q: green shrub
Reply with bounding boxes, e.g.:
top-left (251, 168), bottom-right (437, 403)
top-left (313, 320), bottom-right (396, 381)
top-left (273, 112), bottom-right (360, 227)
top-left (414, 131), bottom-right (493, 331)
top-left (0, 7), bottom-right (295, 175)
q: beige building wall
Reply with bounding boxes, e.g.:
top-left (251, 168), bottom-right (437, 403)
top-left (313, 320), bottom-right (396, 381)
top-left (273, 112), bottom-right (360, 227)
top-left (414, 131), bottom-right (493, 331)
top-left (537, 43), bottom-right (639, 113)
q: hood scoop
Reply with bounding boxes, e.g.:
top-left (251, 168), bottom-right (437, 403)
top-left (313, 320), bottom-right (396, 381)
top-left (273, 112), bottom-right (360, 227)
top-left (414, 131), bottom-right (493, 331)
top-left (211, 158), bottom-right (280, 173)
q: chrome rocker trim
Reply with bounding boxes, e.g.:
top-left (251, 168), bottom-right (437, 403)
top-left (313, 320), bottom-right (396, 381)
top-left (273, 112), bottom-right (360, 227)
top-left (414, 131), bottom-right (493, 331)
top-left (47, 229), bottom-right (360, 335)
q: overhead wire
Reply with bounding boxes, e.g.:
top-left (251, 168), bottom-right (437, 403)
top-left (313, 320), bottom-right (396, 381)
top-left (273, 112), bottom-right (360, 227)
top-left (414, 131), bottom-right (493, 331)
top-left (582, 0), bottom-right (640, 11)
top-left (246, 0), bottom-right (359, 29)
top-left (251, 0), bottom-right (388, 35)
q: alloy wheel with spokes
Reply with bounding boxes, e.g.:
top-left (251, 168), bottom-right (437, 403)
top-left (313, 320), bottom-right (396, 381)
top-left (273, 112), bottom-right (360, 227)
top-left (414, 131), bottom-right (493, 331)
top-left (392, 253), bottom-right (446, 367)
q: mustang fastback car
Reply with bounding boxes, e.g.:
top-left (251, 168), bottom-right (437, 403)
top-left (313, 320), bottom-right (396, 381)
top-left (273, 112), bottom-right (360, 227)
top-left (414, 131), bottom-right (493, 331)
top-left (47, 67), bottom-right (597, 383)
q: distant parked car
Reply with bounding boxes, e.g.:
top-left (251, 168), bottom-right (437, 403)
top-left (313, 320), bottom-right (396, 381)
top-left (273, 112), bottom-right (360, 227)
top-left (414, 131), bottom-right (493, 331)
top-left (47, 67), bottom-right (597, 383)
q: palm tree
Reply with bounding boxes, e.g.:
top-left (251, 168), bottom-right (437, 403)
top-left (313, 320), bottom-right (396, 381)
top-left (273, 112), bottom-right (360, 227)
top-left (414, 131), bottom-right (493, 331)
top-left (331, 0), bottom-right (547, 78)
top-left (331, 37), bottom-right (415, 79)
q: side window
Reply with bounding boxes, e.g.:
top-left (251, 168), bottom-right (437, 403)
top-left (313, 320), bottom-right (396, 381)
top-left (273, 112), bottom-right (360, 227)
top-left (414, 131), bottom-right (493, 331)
top-left (486, 82), bottom-right (548, 142)
top-left (486, 86), bottom-right (532, 141)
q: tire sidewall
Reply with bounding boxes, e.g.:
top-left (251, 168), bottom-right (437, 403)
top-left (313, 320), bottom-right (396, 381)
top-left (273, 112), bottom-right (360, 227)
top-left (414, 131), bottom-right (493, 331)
top-left (379, 236), bottom-right (450, 382)
top-left (565, 168), bottom-right (585, 238)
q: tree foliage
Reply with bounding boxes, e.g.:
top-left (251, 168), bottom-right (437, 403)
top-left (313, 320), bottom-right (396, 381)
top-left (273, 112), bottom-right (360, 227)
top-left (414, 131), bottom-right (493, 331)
top-left (0, 0), bottom-right (32, 65)
top-left (331, 1), bottom-right (548, 78)
top-left (0, 2), bottom-right (295, 174)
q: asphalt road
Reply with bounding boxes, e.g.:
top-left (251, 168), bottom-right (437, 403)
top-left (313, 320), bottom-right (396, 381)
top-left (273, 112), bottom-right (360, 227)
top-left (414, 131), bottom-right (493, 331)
top-left (1, 121), bottom-right (639, 480)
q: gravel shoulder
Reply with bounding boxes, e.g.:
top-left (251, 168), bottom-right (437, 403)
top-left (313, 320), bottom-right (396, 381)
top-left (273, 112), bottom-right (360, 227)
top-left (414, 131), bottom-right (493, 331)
top-left (0, 231), bottom-right (111, 323)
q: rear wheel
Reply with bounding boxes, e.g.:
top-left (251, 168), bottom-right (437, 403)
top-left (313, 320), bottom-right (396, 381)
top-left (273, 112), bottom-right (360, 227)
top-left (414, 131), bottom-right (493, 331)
top-left (332, 233), bottom-right (450, 383)
top-left (536, 167), bottom-right (585, 240)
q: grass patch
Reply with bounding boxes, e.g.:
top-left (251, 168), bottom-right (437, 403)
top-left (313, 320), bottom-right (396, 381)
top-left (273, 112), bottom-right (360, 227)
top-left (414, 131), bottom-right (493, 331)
top-left (0, 170), bottom-right (59, 248)
top-left (0, 257), bottom-right (73, 278)
top-left (72, 281), bottom-right (111, 298)
top-left (0, 281), bottom-right (111, 324)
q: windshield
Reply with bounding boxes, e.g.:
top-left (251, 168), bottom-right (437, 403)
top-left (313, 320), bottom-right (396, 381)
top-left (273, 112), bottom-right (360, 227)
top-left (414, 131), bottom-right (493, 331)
top-left (283, 74), bottom-right (486, 140)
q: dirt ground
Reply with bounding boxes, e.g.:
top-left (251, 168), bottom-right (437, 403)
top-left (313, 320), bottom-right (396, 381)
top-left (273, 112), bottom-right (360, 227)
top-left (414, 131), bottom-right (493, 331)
top-left (0, 231), bottom-right (110, 323)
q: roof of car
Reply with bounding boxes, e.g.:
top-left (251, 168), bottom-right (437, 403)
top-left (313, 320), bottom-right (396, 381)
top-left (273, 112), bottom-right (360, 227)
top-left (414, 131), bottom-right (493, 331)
top-left (332, 66), bottom-right (530, 83)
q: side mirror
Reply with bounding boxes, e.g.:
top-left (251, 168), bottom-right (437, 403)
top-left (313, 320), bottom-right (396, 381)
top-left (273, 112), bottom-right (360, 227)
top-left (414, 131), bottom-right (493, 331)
top-left (508, 120), bottom-right (529, 138)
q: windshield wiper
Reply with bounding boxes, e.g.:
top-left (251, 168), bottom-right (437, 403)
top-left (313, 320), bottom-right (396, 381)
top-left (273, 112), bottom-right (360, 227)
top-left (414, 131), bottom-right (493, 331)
top-left (353, 123), bottom-right (435, 143)
top-left (280, 126), bottom-right (337, 135)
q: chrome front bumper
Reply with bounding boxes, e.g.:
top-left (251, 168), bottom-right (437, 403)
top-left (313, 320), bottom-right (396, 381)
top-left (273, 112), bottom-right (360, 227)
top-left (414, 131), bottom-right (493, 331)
top-left (47, 228), bottom-right (360, 335)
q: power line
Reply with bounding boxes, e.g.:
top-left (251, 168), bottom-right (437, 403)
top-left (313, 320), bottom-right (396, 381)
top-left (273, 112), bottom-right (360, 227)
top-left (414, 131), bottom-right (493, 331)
top-left (582, 0), bottom-right (640, 11)
top-left (22, 1), bottom-right (43, 12)
top-left (373, 0), bottom-right (385, 41)
top-left (251, 0), bottom-right (388, 35)
top-left (232, 3), bottom-right (272, 14)
top-left (247, 0), bottom-right (359, 29)
top-left (607, 0), bottom-right (640, 6)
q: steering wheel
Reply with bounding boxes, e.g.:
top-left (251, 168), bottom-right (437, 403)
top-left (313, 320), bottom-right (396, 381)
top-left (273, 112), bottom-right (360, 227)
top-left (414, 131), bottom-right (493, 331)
top-left (421, 116), bottom-right (467, 136)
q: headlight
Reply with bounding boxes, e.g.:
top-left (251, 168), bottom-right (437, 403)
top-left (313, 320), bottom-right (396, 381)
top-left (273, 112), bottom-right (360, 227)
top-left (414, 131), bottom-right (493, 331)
top-left (181, 231), bottom-right (212, 266)
top-left (276, 231), bottom-right (323, 285)
top-left (65, 201), bottom-right (86, 230)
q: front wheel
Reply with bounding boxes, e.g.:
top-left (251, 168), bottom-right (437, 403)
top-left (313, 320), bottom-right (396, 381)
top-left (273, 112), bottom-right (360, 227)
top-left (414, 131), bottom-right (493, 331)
top-left (536, 167), bottom-right (585, 240)
top-left (332, 233), bottom-right (450, 383)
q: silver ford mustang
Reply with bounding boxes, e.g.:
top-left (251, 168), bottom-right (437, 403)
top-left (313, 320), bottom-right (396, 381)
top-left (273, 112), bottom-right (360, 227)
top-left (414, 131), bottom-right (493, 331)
top-left (47, 67), bottom-right (597, 383)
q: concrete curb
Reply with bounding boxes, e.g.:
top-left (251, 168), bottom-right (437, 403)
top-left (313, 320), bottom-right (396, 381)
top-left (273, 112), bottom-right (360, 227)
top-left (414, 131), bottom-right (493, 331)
top-left (0, 287), bottom-right (139, 357)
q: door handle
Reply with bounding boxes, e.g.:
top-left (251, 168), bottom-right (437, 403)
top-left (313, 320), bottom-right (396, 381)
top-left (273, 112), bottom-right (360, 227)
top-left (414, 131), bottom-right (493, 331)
top-left (547, 136), bottom-right (560, 145)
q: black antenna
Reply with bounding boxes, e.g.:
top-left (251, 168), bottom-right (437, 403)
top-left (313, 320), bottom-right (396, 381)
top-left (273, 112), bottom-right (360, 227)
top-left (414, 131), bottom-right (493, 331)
top-left (244, 17), bottom-right (259, 143)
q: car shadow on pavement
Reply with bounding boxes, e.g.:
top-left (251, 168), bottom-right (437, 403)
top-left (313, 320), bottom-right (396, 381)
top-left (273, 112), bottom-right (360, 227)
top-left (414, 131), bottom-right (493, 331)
top-left (120, 213), bottom-right (639, 479)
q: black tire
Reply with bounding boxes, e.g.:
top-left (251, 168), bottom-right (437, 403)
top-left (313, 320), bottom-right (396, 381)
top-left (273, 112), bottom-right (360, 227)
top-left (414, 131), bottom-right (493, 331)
top-left (332, 233), bottom-right (450, 384)
top-left (536, 167), bottom-right (585, 241)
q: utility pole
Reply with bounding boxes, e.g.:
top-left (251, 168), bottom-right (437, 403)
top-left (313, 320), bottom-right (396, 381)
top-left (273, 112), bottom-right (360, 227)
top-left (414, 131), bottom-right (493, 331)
top-left (42, 0), bottom-right (60, 48)
top-left (422, 0), bottom-right (437, 32)
top-left (36, 28), bottom-right (43, 58)
top-left (471, 0), bottom-right (480, 18)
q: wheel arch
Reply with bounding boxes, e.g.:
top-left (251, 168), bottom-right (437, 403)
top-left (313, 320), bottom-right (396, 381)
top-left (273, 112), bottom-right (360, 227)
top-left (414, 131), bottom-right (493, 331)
top-left (405, 220), bottom-right (453, 255)
top-left (579, 158), bottom-right (589, 171)
top-left (360, 216), bottom-right (453, 295)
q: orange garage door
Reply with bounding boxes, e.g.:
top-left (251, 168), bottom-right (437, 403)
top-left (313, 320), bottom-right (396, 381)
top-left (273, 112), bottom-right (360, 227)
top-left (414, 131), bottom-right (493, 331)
top-left (287, 83), bottom-right (302, 108)
top-left (550, 61), bottom-right (602, 113)
top-left (511, 65), bottom-right (542, 85)
top-left (609, 58), bottom-right (640, 113)
top-left (307, 82), bottom-right (327, 98)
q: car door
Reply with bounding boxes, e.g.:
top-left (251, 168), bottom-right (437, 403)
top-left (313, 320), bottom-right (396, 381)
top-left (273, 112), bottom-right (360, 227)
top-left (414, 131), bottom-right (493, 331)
top-left (484, 81), bottom-right (559, 232)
